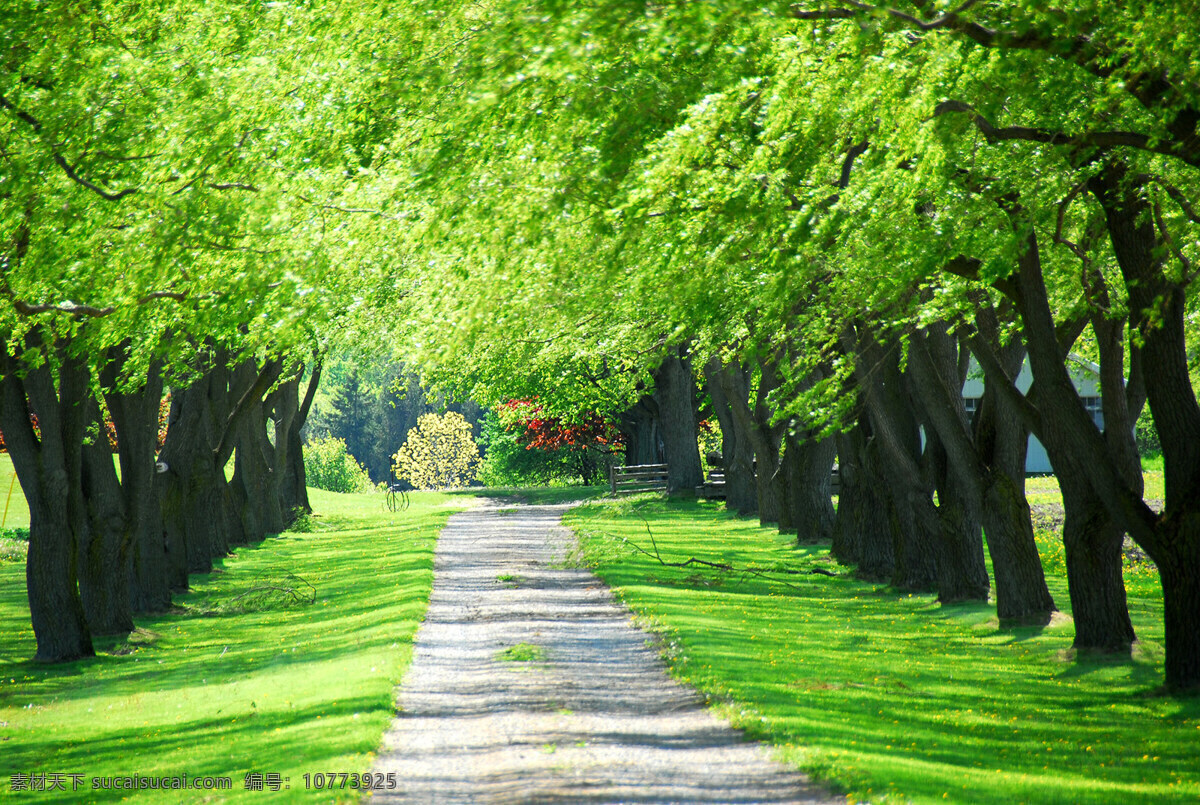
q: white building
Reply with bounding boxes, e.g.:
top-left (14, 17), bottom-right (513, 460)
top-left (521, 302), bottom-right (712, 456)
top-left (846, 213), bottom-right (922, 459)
top-left (960, 355), bottom-right (1103, 474)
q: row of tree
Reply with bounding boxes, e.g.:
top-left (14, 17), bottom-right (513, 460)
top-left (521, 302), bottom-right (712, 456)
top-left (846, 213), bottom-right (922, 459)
top-left (6, 0), bottom-right (1197, 695)
top-left (0, 1), bottom-right (404, 661)
top-left (380, 3), bottom-right (1200, 693)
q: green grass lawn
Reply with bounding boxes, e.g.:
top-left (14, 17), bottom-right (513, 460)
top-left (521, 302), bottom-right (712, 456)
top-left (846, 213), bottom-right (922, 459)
top-left (0, 455), bottom-right (30, 530)
top-left (565, 493), bottom-right (1199, 805)
top-left (0, 486), bottom-right (467, 803)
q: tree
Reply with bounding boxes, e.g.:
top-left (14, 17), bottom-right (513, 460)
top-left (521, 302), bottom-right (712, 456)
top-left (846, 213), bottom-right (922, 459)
top-left (0, 0), bottom-right (394, 660)
top-left (393, 412), bottom-right (481, 491)
top-left (497, 400), bottom-right (621, 486)
top-left (380, 0), bottom-right (1200, 691)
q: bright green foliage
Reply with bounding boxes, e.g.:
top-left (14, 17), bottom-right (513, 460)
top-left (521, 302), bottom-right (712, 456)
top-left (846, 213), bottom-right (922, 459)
top-left (302, 435), bottom-right (375, 494)
top-left (0, 487), bottom-right (468, 804)
top-left (566, 496), bottom-right (1196, 804)
top-left (478, 410), bottom-right (573, 487)
top-left (393, 412), bottom-right (481, 491)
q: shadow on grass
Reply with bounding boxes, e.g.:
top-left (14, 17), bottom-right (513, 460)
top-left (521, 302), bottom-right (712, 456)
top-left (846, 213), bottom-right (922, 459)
top-left (0, 490), bottom-right (466, 803)
top-left (566, 495), bottom-right (1200, 805)
top-left (464, 485), bottom-right (607, 506)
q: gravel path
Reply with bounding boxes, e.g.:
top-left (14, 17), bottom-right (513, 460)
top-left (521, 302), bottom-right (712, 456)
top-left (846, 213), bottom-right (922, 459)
top-left (369, 500), bottom-right (832, 804)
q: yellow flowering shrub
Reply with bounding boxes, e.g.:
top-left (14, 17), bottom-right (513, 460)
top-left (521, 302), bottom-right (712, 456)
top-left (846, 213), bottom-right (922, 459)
top-left (393, 412), bottom-right (481, 490)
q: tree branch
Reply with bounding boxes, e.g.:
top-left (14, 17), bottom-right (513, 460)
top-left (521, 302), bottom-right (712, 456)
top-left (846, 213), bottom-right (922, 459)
top-left (213, 357), bottom-right (283, 465)
top-left (791, 3), bottom-right (1200, 164)
top-left (0, 92), bottom-right (140, 201)
top-left (1135, 174), bottom-right (1200, 225)
top-left (1153, 196), bottom-right (1197, 285)
top-left (932, 100), bottom-right (1197, 166)
top-left (7, 289), bottom-right (188, 319)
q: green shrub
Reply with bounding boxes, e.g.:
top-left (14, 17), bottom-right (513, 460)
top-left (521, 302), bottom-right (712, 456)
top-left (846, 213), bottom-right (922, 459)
top-left (478, 410), bottom-right (572, 486)
top-left (303, 435), bottom-right (375, 493)
top-left (1135, 405), bottom-right (1161, 457)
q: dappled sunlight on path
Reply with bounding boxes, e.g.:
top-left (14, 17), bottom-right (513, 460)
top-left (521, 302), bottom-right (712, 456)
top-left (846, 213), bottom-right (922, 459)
top-left (370, 501), bottom-right (831, 804)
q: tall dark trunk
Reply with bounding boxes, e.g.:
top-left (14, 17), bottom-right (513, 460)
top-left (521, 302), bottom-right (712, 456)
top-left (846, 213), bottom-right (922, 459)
top-left (782, 431), bottom-right (836, 543)
top-left (832, 421), bottom-right (895, 580)
top-left (279, 361), bottom-right (320, 518)
top-left (130, 471), bottom-right (168, 612)
top-left (907, 327), bottom-right (990, 604)
top-left (160, 377), bottom-right (221, 575)
top-left (106, 360), bottom-right (170, 614)
top-left (78, 405), bottom-right (134, 637)
top-left (1059, 469), bottom-right (1136, 652)
top-left (1085, 163), bottom-right (1200, 678)
top-left (911, 317), bottom-right (1052, 617)
top-left (230, 359), bottom-right (284, 540)
top-left (618, 396), bottom-right (660, 466)
top-left (702, 358), bottom-right (757, 515)
top-left (845, 326), bottom-right (937, 593)
top-left (0, 339), bottom-right (94, 662)
top-left (973, 329), bottom-right (1056, 624)
top-left (652, 349), bottom-right (704, 495)
top-left (973, 220), bottom-right (1137, 651)
top-left (1157, 535), bottom-right (1200, 693)
top-left (923, 426), bottom-right (989, 603)
top-left (716, 354), bottom-right (787, 528)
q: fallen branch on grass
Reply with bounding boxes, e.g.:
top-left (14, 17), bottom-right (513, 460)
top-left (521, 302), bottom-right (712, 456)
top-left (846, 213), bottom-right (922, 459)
top-left (602, 520), bottom-right (843, 592)
top-left (226, 573), bottom-right (317, 610)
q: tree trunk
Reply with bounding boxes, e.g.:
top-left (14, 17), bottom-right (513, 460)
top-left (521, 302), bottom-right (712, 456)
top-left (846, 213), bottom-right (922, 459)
top-left (0, 340), bottom-right (95, 662)
top-left (702, 358), bottom-right (756, 515)
top-left (618, 396), bottom-right (660, 466)
top-left (715, 354), bottom-right (787, 528)
top-left (279, 361), bottom-right (320, 519)
top-left (106, 360), bottom-right (171, 614)
top-left (652, 349), bottom-right (704, 495)
top-left (1059, 469), bottom-right (1136, 653)
top-left (980, 474), bottom-right (1056, 624)
top-left (972, 329), bottom-right (1056, 624)
top-left (832, 422), bottom-right (895, 580)
top-left (921, 429), bottom-right (988, 603)
top-left (78, 413), bottom-right (134, 637)
top-left (1087, 164), bottom-right (1200, 687)
top-left (906, 326), bottom-right (990, 604)
top-left (973, 222), bottom-right (1136, 651)
top-left (160, 380), bottom-right (216, 574)
top-left (782, 431), bottom-right (836, 543)
top-left (1158, 534), bottom-right (1200, 693)
top-left (231, 360), bottom-right (284, 540)
top-left (845, 326), bottom-right (937, 593)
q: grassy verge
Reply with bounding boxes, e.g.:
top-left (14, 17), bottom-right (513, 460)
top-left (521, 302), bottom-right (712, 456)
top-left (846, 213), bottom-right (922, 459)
top-left (565, 494), bottom-right (1199, 804)
top-left (0, 455), bottom-right (30, 531)
top-left (0, 487), bottom-right (468, 803)
top-left (464, 484), bottom-right (606, 506)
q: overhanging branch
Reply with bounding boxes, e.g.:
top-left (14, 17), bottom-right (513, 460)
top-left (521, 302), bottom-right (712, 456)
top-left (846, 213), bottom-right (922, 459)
top-left (0, 93), bottom-right (140, 201)
top-left (932, 100), bottom-right (1197, 166)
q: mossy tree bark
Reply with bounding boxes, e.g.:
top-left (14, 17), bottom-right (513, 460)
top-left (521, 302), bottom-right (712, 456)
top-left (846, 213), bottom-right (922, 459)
top-left (0, 336), bottom-right (94, 662)
top-left (832, 418), bottom-right (896, 580)
top-left (651, 348), bottom-right (704, 496)
top-left (702, 357), bottom-right (757, 516)
top-left (909, 323), bottom-right (1052, 620)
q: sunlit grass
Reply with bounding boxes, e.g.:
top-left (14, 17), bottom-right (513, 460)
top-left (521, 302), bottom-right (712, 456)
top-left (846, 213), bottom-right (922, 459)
top-left (0, 486), bottom-right (466, 803)
top-left (565, 496), bottom-right (1199, 804)
top-left (0, 455), bottom-right (30, 530)
top-left (467, 484), bottom-right (605, 505)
